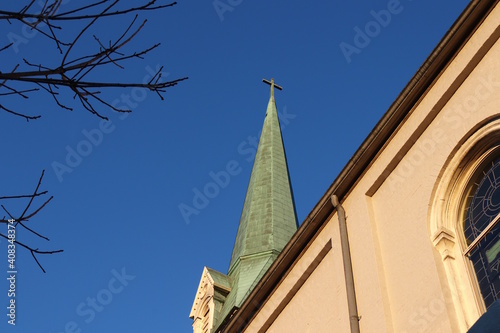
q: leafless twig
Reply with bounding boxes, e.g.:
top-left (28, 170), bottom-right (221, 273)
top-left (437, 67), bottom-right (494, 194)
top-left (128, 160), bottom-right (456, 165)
top-left (0, 170), bottom-right (62, 273)
top-left (0, 0), bottom-right (187, 121)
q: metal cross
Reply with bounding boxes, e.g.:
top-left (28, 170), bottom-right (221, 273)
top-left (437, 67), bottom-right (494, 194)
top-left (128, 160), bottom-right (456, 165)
top-left (262, 78), bottom-right (283, 98)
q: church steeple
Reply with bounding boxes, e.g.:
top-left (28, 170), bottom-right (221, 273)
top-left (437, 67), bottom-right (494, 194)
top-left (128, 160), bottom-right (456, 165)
top-left (190, 79), bottom-right (298, 333)
top-left (211, 79), bottom-right (298, 325)
top-left (228, 79), bottom-right (298, 274)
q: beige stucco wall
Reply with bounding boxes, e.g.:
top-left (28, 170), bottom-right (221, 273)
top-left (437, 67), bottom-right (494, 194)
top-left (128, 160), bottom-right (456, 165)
top-left (266, 248), bottom-right (345, 332)
top-left (243, 3), bottom-right (500, 333)
top-left (245, 220), bottom-right (351, 332)
top-left (362, 6), bottom-right (500, 331)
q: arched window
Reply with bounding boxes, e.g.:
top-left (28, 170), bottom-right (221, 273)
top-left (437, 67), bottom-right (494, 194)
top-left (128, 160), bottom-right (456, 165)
top-left (462, 155), bottom-right (500, 309)
top-left (430, 120), bottom-right (500, 329)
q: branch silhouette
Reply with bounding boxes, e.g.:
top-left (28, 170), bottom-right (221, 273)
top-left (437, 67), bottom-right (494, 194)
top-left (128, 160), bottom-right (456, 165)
top-left (0, 0), bottom-right (187, 121)
top-left (1, 171), bottom-right (62, 273)
top-left (1, 1), bottom-right (186, 272)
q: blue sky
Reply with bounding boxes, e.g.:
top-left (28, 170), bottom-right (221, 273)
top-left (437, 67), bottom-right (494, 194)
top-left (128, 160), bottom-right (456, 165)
top-left (1, 1), bottom-right (469, 332)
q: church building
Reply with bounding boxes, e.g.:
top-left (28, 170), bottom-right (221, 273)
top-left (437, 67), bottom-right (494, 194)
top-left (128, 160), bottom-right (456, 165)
top-left (190, 0), bottom-right (500, 332)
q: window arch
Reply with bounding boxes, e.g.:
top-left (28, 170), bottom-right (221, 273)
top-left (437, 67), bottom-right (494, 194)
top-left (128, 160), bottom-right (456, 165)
top-left (430, 118), bottom-right (500, 330)
top-left (462, 154), bottom-right (500, 309)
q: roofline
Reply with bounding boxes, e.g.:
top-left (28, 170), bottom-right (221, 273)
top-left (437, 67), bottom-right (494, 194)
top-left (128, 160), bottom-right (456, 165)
top-left (217, 0), bottom-right (499, 331)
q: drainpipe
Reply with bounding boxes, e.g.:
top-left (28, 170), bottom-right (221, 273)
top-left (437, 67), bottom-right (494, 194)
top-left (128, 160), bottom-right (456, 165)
top-left (331, 195), bottom-right (360, 333)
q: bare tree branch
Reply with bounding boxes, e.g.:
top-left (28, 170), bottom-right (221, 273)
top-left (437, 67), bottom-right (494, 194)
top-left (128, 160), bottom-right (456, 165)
top-left (0, 0), bottom-right (187, 120)
top-left (0, 1), bottom-right (177, 21)
top-left (0, 191), bottom-right (48, 200)
top-left (0, 233), bottom-right (63, 273)
top-left (0, 170), bottom-right (61, 272)
top-left (0, 42), bottom-right (13, 52)
top-left (0, 0), bottom-right (186, 272)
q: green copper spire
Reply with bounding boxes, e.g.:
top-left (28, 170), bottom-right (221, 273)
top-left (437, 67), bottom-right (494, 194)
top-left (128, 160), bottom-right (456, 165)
top-left (228, 79), bottom-right (297, 272)
top-left (216, 79), bottom-right (298, 326)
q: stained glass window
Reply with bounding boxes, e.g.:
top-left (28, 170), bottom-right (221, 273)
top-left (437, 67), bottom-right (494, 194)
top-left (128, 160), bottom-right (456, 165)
top-left (463, 157), bottom-right (500, 309)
